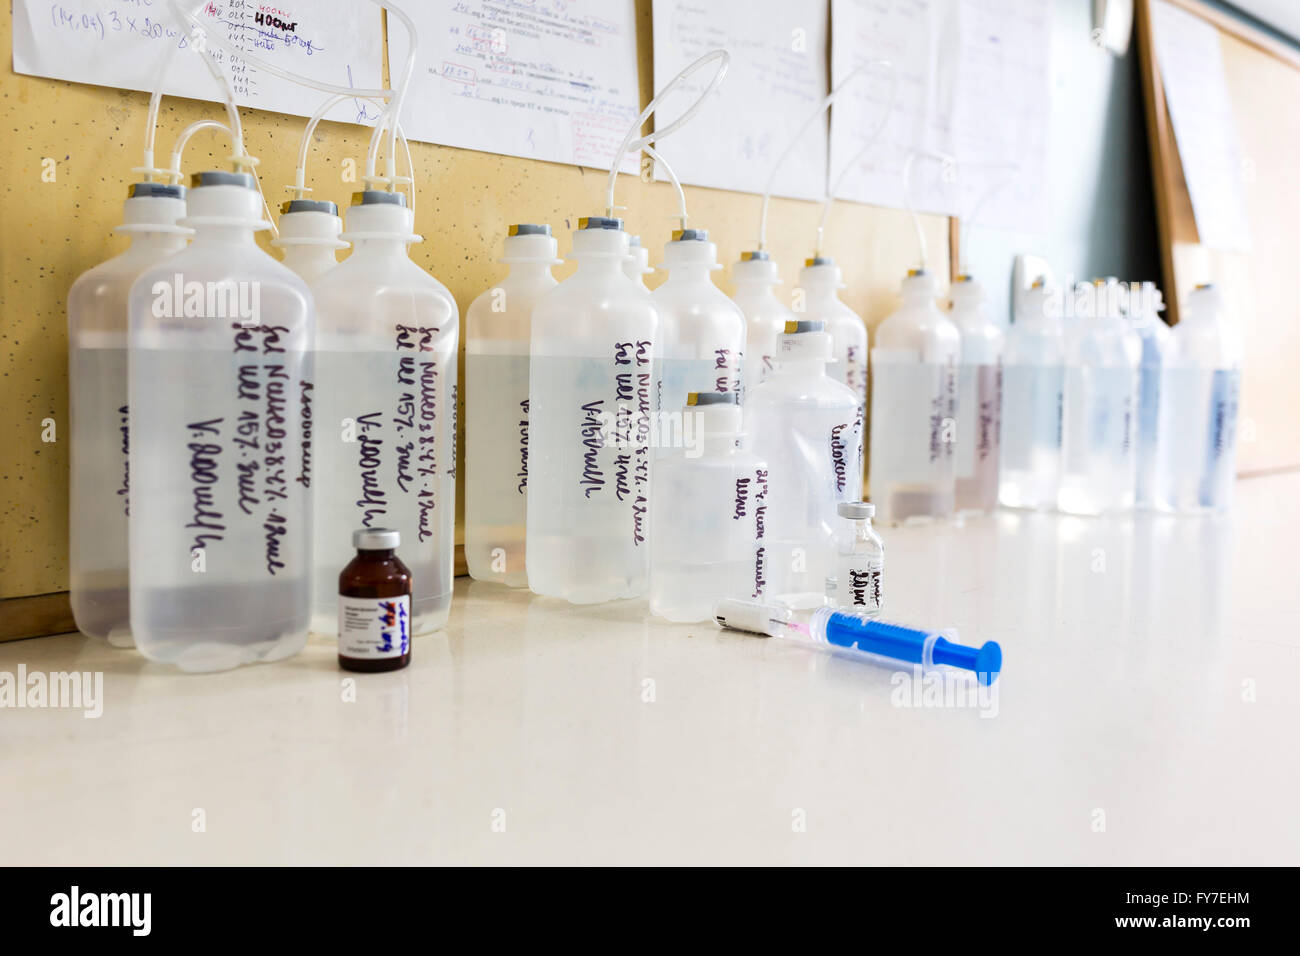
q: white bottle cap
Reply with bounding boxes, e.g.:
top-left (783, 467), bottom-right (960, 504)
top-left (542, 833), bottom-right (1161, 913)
top-left (777, 319), bottom-right (833, 360)
top-left (182, 170), bottom-right (267, 228)
top-left (117, 182), bottom-right (189, 235)
top-left (837, 501), bottom-right (875, 520)
top-left (353, 527), bottom-right (400, 550)
top-left (732, 249), bottom-right (780, 285)
top-left (901, 267), bottom-right (938, 297)
top-left (343, 190), bottom-right (417, 242)
top-left (572, 216), bottom-right (629, 258)
top-left (799, 255), bottom-right (845, 289)
top-left (272, 199), bottom-right (346, 250)
top-left (662, 228), bottom-right (720, 271)
top-left (502, 223), bottom-right (560, 263)
top-left (950, 273), bottom-right (984, 305)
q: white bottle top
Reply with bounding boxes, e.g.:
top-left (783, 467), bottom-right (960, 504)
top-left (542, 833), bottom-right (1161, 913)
top-left (272, 199), bottom-right (347, 284)
top-left (683, 391), bottom-right (744, 456)
top-left (1065, 278), bottom-right (1141, 368)
top-left (873, 268), bottom-right (961, 364)
top-left (949, 274), bottom-right (1004, 364)
top-left (624, 234), bottom-right (653, 289)
top-left (652, 227), bottom-right (745, 367)
top-left (1172, 282), bottom-right (1242, 368)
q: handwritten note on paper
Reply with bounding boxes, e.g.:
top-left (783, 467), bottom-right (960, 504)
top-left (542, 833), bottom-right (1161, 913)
top-left (12, 1), bottom-right (385, 125)
top-left (1150, 0), bottom-right (1252, 253)
top-left (828, 0), bottom-right (1049, 234)
top-left (389, 1), bottom-right (641, 172)
top-left (649, 0), bottom-right (829, 202)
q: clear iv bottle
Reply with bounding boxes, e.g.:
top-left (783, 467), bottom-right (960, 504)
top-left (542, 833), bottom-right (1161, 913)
top-left (127, 171), bottom-right (313, 671)
top-left (649, 393), bottom-right (768, 622)
top-left (624, 234), bottom-right (653, 290)
top-left (746, 320), bottom-right (862, 608)
top-left (951, 274), bottom-right (1004, 516)
top-left (1129, 281), bottom-right (1171, 509)
top-left (310, 190), bottom-right (459, 636)
top-left (271, 198), bottom-right (346, 284)
top-left (999, 282), bottom-right (1066, 510)
top-left (69, 182), bottom-right (189, 646)
top-left (465, 224), bottom-right (559, 588)
top-left (796, 256), bottom-right (868, 412)
top-left (1155, 283), bottom-right (1242, 513)
top-left (652, 228), bottom-right (745, 454)
top-left (1059, 279), bottom-right (1141, 515)
top-left (868, 269), bottom-right (960, 525)
top-left (526, 216), bottom-right (659, 603)
top-left (730, 250), bottom-right (796, 397)
top-left (824, 501), bottom-right (884, 614)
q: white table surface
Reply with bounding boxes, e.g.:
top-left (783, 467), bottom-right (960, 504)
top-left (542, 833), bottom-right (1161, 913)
top-left (4, 472), bottom-right (1299, 865)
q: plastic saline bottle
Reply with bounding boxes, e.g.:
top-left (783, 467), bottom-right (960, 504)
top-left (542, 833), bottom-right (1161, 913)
top-left (868, 269), bottom-right (960, 525)
top-left (1129, 281), bottom-right (1171, 509)
top-left (824, 501), bottom-right (884, 614)
top-left (68, 182), bottom-right (189, 646)
top-left (649, 393), bottom-right (769, 622)
top-left (1155, 283), bottom-right (1242, 513)
top-left (624, 234), bottom-right (653, 291)
top-left (746, 320), bottom-right (862, 608)
top-left (730, 250), bottom-right (796, 398)
top-left (310, 190), bottom-right (459, 636)
top-left (526, 216), bottom-right (659, 603)
top-left (950, 274), bottom-right (1004, 516)
top-left (651, 228), bottom-right (745, 453)
top-left (271, 198), bottom-right (346, 284)
top-left (338, 527), bottom-right (412, 673)
top-left (127, 171), bottom-right (313, 671)
top-left (796, 256), bottom-right (868, 411)
top-left (999, 281), bottom-right (1065, 510)
top-left (1059, 279), bottom-right (1141, 515)
top-left (465, 224), bottom-right (560, 588)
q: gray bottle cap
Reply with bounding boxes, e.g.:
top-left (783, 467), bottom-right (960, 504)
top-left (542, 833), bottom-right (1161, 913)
top-left (128, 182), bottom-right (186, 200)
top-left (352, 190), bottom-right (407, 207)
top-left (805, 255), bottom-right (835, 267)
top-left (671, 228), bottom-right (709, 242)
top-left (686, 391), bottom-right (738, 407)
top-left (508, 223), bottom-right (551, 236)
top-left (837, 501), bottom-right (875, 520)
top-left (190, 170), bottom-right (257, 190)
top-left (578, 215), bottom-right (624, 231)
top-left (353, 528), bottom-right (400, 550)
top-left (783, 319), bottom-right (825, 334)
top-left (281, 198), bottom-right (339, 216)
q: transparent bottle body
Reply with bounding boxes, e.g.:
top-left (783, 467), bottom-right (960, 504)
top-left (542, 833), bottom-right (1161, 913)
top-left (1059, 322), bottom-right (1140, 515)
top-left (68, 235), bottom-right (186, 645)
top-left (526, 266), bottom-right (659, 603)
top-left (127, 244), bottom-right (313, 671)
top-left (824, 519), bottom-right (884, 614)
top-left (310, 250), bottom-right (459, 636)
top-left (1133, 320), bottom-right (1170, 508)
top-left (652, 281), bottom-right (745, 455)
top-left (465, 268), bottom-right (555, 587)
top-left (805, 292), bottom-right (868, 410)
top-left (746, 366), bottom-right (862, 608)
top-left (998, 323), bottom-right (1065, 510)
top-left (649, 450), bottom-right (768, 622)
top-left (1155, 366), bottom-right (1240, 513)
top-left (953, 311), bottom-right (1004, 516)
top-left (731, 284), bottom-right (792, 398)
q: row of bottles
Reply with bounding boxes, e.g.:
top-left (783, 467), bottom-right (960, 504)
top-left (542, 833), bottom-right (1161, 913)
top-left (68, 174), bottom-right (457, 669)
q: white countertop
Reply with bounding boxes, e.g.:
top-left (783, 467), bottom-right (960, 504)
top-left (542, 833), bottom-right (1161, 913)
top-left (4, 473), bottom-right (1299, 865)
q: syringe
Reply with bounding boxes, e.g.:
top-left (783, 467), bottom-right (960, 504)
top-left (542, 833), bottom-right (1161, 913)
top-left (714, 599), bottom-right (1002, 685)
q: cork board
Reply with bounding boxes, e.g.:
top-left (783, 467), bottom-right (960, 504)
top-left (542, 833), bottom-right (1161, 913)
top-left (1136, 0), bottom-right (1300, 476)
top-left (0, 1), bottom-right (950, 610)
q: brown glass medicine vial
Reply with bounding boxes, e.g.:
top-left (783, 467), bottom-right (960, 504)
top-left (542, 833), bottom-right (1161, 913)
top-left (338, 528), bottom-right (413, 672)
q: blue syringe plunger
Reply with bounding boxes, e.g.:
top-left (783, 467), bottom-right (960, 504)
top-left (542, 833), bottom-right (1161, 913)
top-left (814, 607), bottom-right (1002, 685)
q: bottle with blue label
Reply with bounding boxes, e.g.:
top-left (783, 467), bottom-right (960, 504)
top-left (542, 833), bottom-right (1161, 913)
top-left (338, 528), bottom-right (412, 672)
top-left (1155, 283), bottom-right (1242, 513)
top-left (465, 224), bottom-right (560, 588)
top-left (649, 393), bottom-right (768, 622)
top-left (526, 216), bottom-right (659, 603)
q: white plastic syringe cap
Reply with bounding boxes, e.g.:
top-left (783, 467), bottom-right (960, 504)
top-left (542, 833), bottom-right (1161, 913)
top-left (714, 598), bottom-right (793, 638)
top-left (800, 255), bottom-right (845, 289)
top-left (502, 223), bottom-right (560, 263)
top-left (353, 527), bottom-right (400, 550)
top-left (732, 250), bottom-right (780, 285)
top-left (777, 319), bottom-right (833, 361)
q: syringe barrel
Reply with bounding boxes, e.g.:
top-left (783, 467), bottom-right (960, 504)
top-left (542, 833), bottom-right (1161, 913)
top-left (812, 607), bottom-right (930, 664)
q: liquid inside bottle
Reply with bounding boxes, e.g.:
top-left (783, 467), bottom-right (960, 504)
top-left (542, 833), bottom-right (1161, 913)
top-left (951, 275), bottom-right (1004, 516)
top-left (999, 282), bottom-right (1065, 510)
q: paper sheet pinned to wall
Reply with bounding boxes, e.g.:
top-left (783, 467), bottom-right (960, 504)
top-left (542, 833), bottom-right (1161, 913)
top-left (389, 1), bottom-right (640, 173)
top-left (649, 0), bottom-right (829, 203)
top-left (1150, 0), bottom-right (1252, 253)
top-left (12, 1), bottom-right (385, 125)
top-left (828, 0), bottom-right (1048, 234)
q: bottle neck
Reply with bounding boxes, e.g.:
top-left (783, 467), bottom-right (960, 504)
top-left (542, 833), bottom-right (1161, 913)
top-left (358, 548), bottom-right (397, 560)
top-left (776, 357), bottom-right (826, 376)
top-left (350, 237), bottom-right (410, 258)
top-left (190, 224), bottom-right (258, 247)
top-left (507, 261), bottom-right (554, 281)
top-left (127, 230), bottom-right (188, 256)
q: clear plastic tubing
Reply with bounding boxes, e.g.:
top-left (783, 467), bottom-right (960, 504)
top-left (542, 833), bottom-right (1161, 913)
top-left (127, 171), bottom-right (314, 671)
top-left (729, 250), bottom-right (795, 397)
top-left (999, 281), bottom-right (1065, 511)
top-left (69, 182), bottom-right (190, 647)
top-left (465, 224), bottom-right (561, 588)
top-left (649, 393), bottom-right (769, 623)
top-left (309, 190), bottom-right (459, 636)
top-left (714, 599), bottom-right (1003, 686)
top-left (652, 228), bottom-right (746, 455)
top-left (869, 268), bottom-right (960, 525)
top-left (950, 274), bottom-right (1004, 516)
top-left (796, 256), bottom-right (867, 412)
top-left (526, 216), bottom-right (659, 604)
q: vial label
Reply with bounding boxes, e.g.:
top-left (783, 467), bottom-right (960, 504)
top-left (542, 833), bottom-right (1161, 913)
top-left (338, 594), bottom-right (411, 659)
top-left (842, 560), bottom-right (884, 610)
